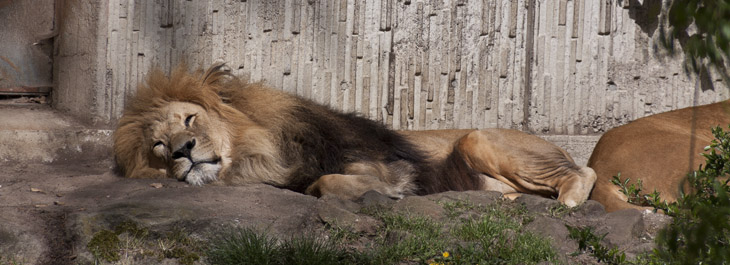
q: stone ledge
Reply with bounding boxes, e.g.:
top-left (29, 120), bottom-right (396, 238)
top-left (540, 135), bottom-right (602, 166)
top-left (0, 105), bottom-right (112, 163)
top-left (0, 129), bottom-right (113, 163)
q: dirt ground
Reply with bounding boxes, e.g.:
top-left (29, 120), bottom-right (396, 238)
top-left (1, 160), bottom-right (115, 264)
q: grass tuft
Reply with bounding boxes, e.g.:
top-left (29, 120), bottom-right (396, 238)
top-left (277, 235), bottom-right (355, 265)
top-left (206, 227), bottom-right (278, 265)
top-left (85, 221), bottom-right (202, 265)
top-left (206, 227), bottom-right (358, 265)
top-left (206, 200), bottom-right (557, 265)
top-left (567, 225), bottom-right (626, 265)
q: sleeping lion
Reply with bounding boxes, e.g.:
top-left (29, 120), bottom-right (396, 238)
top-left (113, 64), bottom-right (597, 207)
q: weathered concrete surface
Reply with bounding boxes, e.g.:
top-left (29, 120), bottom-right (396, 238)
top-left (0, 161), bottom-right (672, 265)
top-left (541, 134), bottom-right (600, 166)
top-left (52, 0), bottom-right (109, 126)
top-left (63, 0), bottom-right (727, 130)
top-left (0, 106), bottom-right (112, 163)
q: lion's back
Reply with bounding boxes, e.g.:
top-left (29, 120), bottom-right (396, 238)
top-left (588, 100), bottom-right (730, 211)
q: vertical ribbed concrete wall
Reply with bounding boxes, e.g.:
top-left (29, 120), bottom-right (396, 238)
top-left (53, 0), bottom-right (729, 166)
top-left (75, 0), bottom-right (727, 132)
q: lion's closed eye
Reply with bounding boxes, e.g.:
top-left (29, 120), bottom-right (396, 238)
top-left (184, 114), bottom-right (196, 127)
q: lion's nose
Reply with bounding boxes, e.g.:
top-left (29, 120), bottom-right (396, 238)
top-left (172, 138), bottom-right (196, 159)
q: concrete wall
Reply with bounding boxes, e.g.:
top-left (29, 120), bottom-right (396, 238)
top-left (50, 0), bottom-right (729, 164)
top-left (54, 0), bottom-right (728, 129)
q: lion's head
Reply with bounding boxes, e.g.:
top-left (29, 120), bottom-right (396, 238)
top-left (113, 64), bottom-right (242, 185)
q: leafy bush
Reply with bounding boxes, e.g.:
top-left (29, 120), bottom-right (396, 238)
top-left (567, 226), bottom-right (626, 265)
top-left (659, 0), bottom-right (730, 84)
top-left (652, 126), bottom-right (730, 264)
top-left (611, 174), bottom-right (668, 212)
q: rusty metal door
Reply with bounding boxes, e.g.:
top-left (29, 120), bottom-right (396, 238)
top-left (0, 0), bottom-right (55, 101)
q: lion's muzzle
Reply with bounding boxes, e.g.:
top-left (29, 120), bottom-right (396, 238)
top-left (172, 138), bottom-right (196, 160)
top-left (175, 158), bottom-right (222, 185)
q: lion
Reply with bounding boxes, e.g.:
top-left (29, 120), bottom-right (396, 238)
top-left (113, 64), bottom-right (597, 207)
top-left (588, 100), bottom-right (730, 212)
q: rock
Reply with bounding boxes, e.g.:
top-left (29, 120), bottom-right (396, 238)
top-left (0, 209), bottom-right (46, 264)
top-left (600, 209), bottom-right (644, 247)
top-left (525, 216), bottom-right (576, 256)
top-left (515, 194), bottom-right (561, 214)
top-left (624, 242), bottom-right (656, 258)
top-left (320, 195), bottom-right (362, 213)
top-left (392, 196), bottom-right (444, 219)
top-left (425, 190), bottom-right (503, 206)
top-left (641, 209), bottom-right (673, 236)
top-left (0, 162), bottom-right (673, 264)
top-left (355, 190), bottom-right (395, 207)
top-left (317, 198), bottom-right (380, 235)
top-left (64, 182), bottom-right (323, 264)
top-left (570, 200), bottom-right (607, 218)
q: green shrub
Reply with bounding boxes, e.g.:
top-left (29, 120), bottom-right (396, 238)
top-left (567, 225), bottom-right (626, 265)
top-left (652, 126), bottom-right (730, 264)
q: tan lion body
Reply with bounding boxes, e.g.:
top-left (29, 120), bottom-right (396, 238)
top-left (114, 65), bottom-right (596, 207)
top-left (588, 100), bottom-right (730, 212)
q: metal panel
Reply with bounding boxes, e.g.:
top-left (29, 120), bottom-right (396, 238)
top-left (0, 0), bottom-right (55, 96)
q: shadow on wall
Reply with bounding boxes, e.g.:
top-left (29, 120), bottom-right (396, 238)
top-left (623, 0), bottom-right (719, 93)
top-left (625, 0), bottom-right (662, 36)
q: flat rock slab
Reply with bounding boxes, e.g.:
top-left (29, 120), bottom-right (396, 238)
top-left (66, 182), bottom-right (322, 264)
top-left (0, 162), bottom-right (672, 265)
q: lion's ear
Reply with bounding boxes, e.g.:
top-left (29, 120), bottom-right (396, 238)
top-left (202, 63), bottom-right (232, 86)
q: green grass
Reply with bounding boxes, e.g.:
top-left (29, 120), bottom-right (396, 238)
top-left (206, 228), bottom-right (279, 265)
top-left (277, 236), bottom-right (355, 265)
top-left (0, 255), bottom-right (25, 265)
top-left (447, 202), bottom-right (555, 265)
top-left (205, 200), bottom-right (557, 265)
top-left (206, 227), bottom-right (357, 265)
top-left (364, 201), bottom-right (555, 265)
top-left (364, 210), bottom-right (447, 264)
top-left (86, 221), bottom-right (202, 265)
top-left (567, 225), bottom-right (627, 265)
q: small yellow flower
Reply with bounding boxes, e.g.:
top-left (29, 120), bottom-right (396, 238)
top-left (442, 251), bottom-right (450, 258)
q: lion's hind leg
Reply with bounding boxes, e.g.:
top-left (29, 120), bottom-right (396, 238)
top-left (305, 174), bottom-right (404, 200)
top-left (455, 129), bottom-right (597, 207)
